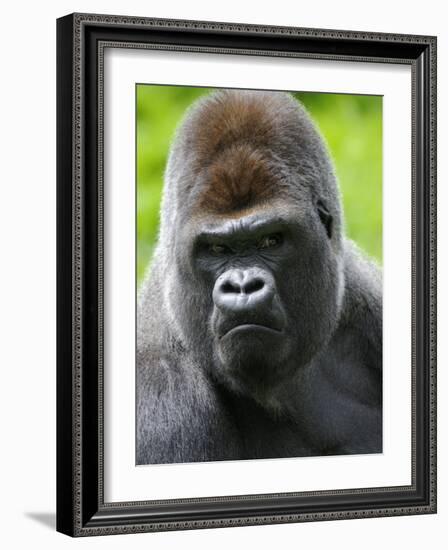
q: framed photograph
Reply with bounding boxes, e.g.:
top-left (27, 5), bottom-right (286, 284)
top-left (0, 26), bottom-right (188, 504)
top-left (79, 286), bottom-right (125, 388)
top-left (56, 13), bottom-right (437, 536)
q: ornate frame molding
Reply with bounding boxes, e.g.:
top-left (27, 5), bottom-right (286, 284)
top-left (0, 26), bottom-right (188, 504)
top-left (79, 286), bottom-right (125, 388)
top-left (56, 12), bottom-right (437, 536)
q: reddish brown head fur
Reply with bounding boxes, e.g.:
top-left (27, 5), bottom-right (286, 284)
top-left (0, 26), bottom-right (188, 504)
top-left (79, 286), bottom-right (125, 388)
top-left (191, 91), bottom-right (288, 215)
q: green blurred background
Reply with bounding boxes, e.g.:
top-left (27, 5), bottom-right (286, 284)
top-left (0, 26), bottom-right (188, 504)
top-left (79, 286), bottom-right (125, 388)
top-left (137, 86), bottom-right (382, 285)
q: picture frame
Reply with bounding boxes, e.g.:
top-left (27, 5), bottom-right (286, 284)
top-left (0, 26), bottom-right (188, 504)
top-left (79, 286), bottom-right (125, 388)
top-left (56, 12), bottom-right (437, 537)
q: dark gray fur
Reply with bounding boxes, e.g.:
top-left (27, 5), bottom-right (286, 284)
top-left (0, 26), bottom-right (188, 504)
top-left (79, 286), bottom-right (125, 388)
top-left (137, 90), bottom-right (382, 464)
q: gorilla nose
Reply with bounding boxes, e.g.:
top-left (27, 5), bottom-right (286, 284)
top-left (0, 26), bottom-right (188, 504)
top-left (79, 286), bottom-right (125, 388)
top-left (213, 268), bottom-right (274, 313)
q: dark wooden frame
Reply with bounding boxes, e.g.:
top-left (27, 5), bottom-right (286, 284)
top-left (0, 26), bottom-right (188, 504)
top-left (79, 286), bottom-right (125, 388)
top-left (56, 13), bottom-right (437, 537)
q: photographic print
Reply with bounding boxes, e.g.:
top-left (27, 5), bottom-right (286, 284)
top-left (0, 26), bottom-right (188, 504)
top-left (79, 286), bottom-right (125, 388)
top-left (136, 86), bottom-right (383, 465)
top-left (57, 13), bottom-right (436, 535)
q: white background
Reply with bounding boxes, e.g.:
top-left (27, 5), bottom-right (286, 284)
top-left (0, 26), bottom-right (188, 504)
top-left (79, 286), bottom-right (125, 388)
top-left (0, 1), bottom-right (445, 549)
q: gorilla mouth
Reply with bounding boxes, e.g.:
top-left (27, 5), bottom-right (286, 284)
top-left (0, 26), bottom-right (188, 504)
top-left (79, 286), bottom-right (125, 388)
top-left (221, 323), bottom-right (283, 339)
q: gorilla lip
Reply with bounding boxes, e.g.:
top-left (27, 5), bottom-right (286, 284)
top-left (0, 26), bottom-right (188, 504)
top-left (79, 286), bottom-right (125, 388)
top-left (221, 323), bottom-right (282, 339)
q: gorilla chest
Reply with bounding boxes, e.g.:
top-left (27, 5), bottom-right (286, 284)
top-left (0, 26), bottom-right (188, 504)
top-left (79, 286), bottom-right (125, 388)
top-left (222, 393), bottom-right (313, 459)
top-left (217, 354), bottom-right (382, 459)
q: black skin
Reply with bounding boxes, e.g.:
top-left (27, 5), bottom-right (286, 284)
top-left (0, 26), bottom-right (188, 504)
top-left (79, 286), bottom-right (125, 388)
top-left (137, 90), bottom-right (382, 464)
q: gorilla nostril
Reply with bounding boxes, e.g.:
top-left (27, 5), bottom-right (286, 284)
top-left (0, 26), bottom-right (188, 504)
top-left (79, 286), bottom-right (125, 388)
top-left (221, 281), bottom-right (240, 294)
top-left (244, 278), bottom-right (264, 294)
top-left (220, 277), bottom-right (265, 295)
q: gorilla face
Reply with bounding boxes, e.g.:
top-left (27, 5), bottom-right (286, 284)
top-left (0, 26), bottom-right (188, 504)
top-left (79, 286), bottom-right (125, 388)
top-left (185, 199), bottom-right (343, 397)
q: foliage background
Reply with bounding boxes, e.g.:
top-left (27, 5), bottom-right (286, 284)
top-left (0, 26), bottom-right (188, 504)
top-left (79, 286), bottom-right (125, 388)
top-left (137, 86), bottom-right (382, 284)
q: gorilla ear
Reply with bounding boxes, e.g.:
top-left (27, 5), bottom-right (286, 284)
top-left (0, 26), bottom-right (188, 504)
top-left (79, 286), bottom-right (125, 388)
top-left (316, 199), bottom-right (333, 239)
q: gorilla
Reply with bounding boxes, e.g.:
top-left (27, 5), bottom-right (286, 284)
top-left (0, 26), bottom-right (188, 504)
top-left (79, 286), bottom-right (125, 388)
top-left (137, 90), bottom-right (382, 464)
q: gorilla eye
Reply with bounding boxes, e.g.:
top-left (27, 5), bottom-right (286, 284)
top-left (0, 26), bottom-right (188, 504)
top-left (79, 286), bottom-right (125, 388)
top-left (209, 243), bottom-right (231, 255)
top-left (317, 200), bottom-right (333, 239)
top-left (258, 234), bottom-right (283, 249)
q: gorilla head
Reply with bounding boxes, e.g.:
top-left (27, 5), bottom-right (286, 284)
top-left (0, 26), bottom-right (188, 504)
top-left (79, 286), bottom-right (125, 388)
top-left (151, 90), bottom-right (346, 401)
